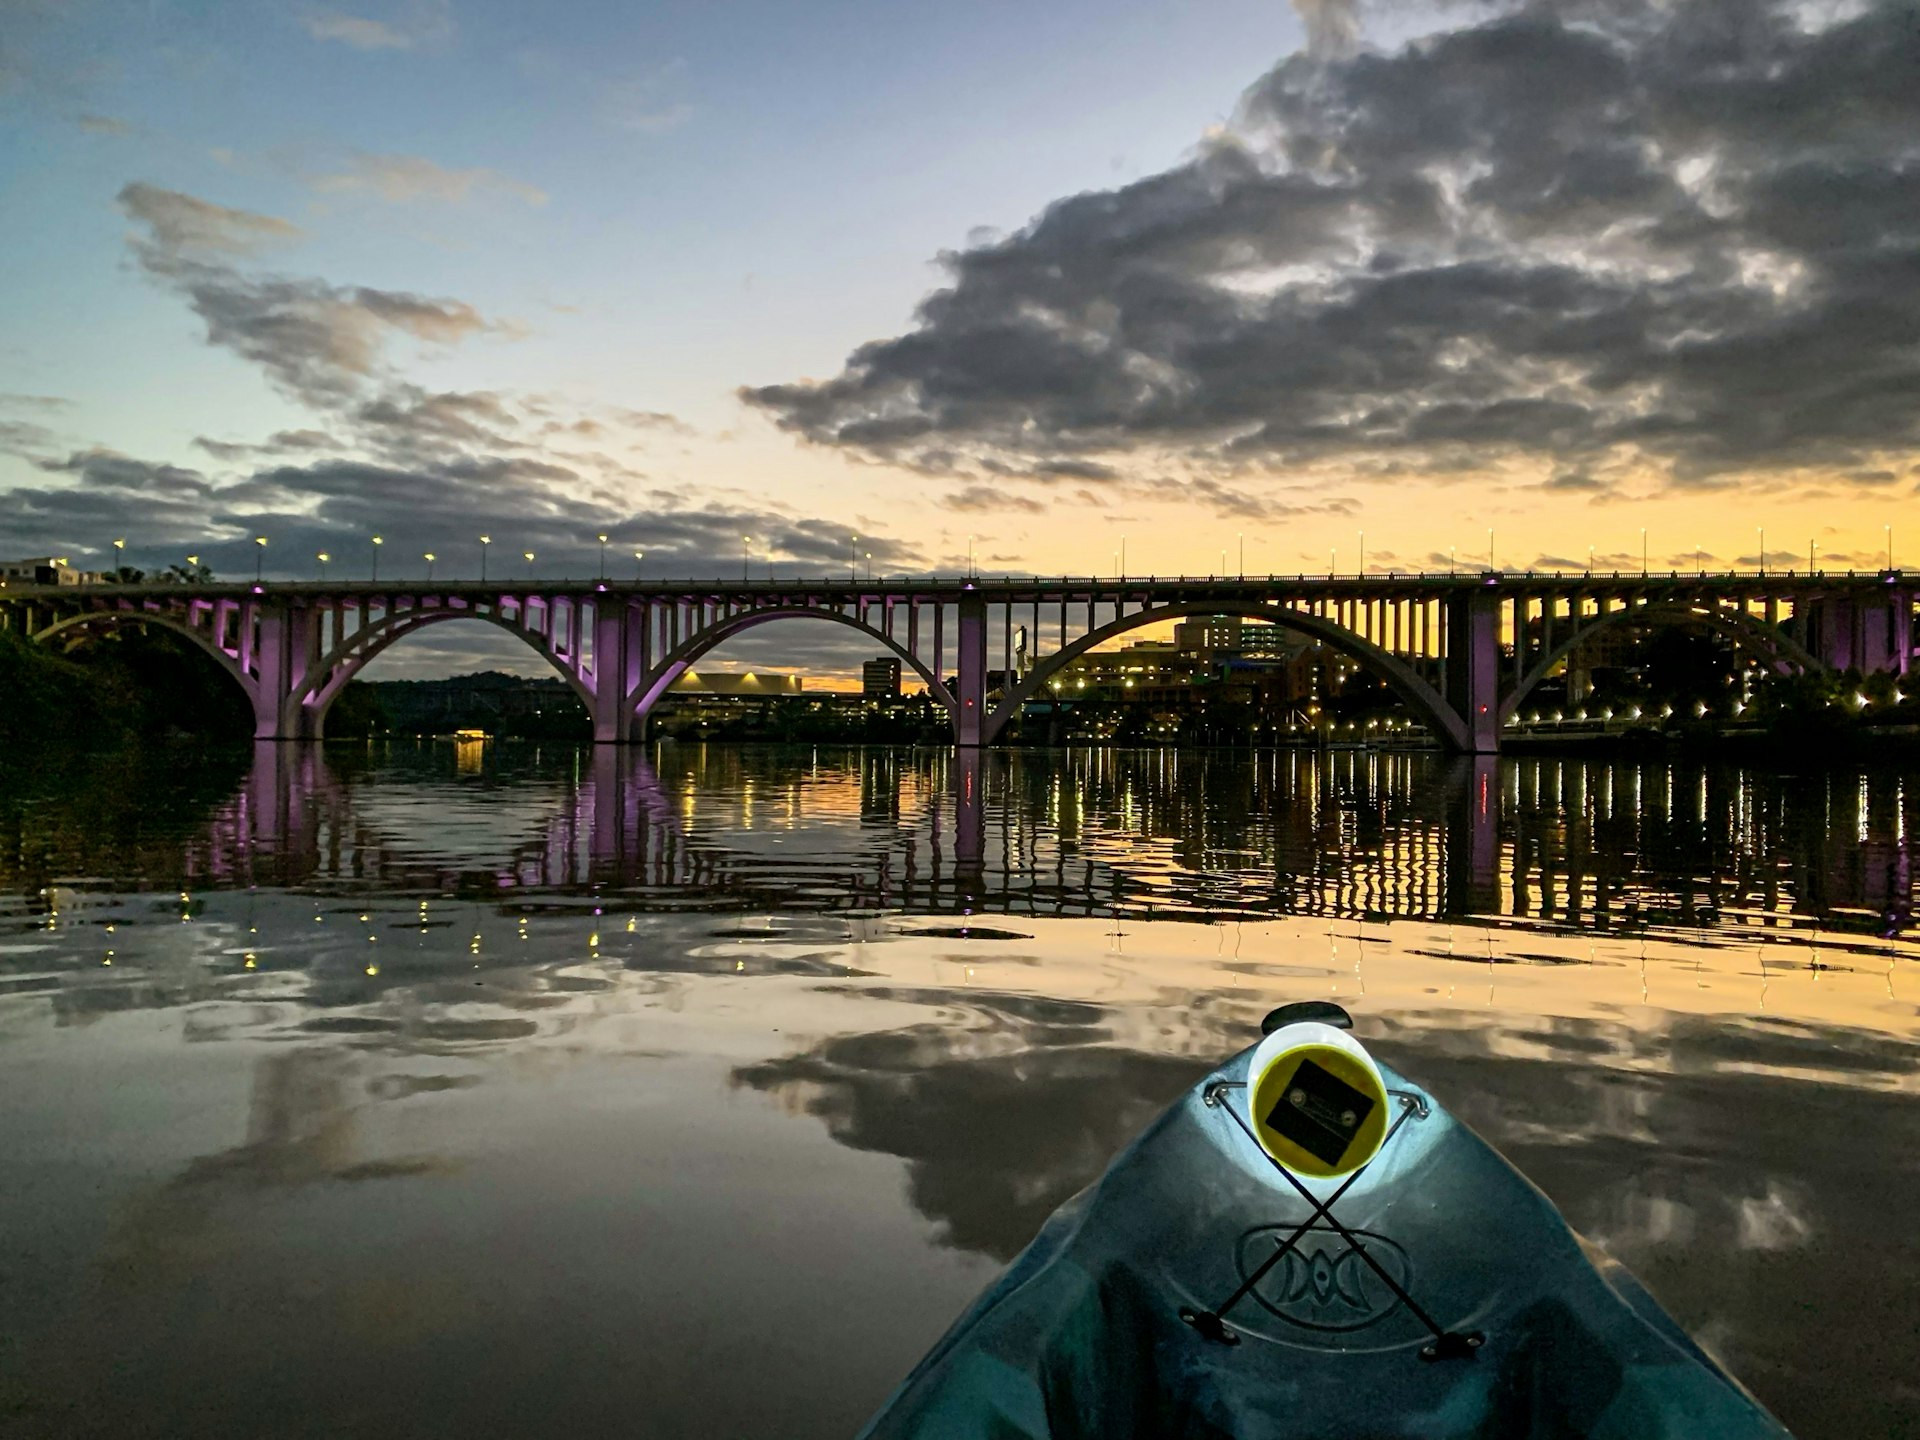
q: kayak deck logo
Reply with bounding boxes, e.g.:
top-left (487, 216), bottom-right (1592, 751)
top-left (1234, 1223), bottom-right (1413, 1332)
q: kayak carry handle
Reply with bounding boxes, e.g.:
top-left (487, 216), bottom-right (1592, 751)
top-left (1260, 1001), bottom-right (1353, 1034)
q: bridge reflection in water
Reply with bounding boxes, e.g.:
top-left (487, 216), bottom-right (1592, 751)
top-left (202, 741), bottom-right (1911, 940)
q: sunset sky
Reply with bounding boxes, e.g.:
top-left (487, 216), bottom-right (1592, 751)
top-left (3, 0), bottom-right (1914, 677)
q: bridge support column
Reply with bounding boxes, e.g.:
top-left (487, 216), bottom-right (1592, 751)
top-left (1445, 592), bottom-right (1502, 753)
top-left (1804, 598), bottom-right (1901, 674)
top-left (249, 602), bottom-right (321, 741)
top-left (954, 592), bottom-right (988, 747)
top-left (590, 604), bottom-right (635, 743)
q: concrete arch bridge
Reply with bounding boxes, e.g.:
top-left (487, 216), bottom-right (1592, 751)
top-left (2, 572), bottom-right (1911, 753)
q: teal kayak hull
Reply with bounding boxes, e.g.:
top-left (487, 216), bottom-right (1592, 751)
top-left (860, 1045), bottom-right (1792, 1439)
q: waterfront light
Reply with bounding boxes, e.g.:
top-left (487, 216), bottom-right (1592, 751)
top-left (480, 534), bottom-right (491, 581)
top-left (424, 551), bottom-right (436, 582)
top-left (371, 534), bottom-right (383, 581)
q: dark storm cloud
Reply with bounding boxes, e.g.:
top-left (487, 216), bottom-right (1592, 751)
top-left (743, 0), bottom-right (1920, 495)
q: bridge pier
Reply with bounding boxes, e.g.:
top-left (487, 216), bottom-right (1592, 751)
top-left (954, 592), bottom-right (988, 747)
top-left (248, 601), bottom-right (324, 741)
top-left (1444, 592), bottom-right (1502, 753)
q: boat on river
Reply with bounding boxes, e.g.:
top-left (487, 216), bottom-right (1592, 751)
top-left (859, 1003), bottom-right (1792, 1439)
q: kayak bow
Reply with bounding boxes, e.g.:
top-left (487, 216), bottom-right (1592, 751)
top-left (860, 1005), bottom-right (1793, 1440)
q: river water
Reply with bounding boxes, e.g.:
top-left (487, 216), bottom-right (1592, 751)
top-left (1, 741), bottom-right (1915, 1438)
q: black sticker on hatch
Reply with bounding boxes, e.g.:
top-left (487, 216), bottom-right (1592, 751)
top-left (1265, 1057), bottom-right (1376, 1166)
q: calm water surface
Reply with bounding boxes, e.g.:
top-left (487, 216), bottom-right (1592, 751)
top-left (1, 742), bottom-right (1916, 1438)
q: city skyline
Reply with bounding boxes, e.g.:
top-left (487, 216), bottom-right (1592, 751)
top-left (3, 0), bottom-right (1914, 677)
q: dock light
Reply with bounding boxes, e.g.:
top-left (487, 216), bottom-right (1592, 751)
top-left (1247, 1019), bottom-right (1390, 1179)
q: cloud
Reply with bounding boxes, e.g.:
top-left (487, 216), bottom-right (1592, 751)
top-left (743, 0), bottom-right (1920, 501)
top-left (1292, 0), bottom-right (1360, 59)
top-left (118, 182), bottom-right (494, 407)
top-left (76, 112), bottom-right (134, 136)
top-left (309, 152), bottom-right (546, 207)
top-left (942, 486), bottom-right (1044, 514)
top-left (300, 0), bottom-right (452, 51)
top-left (118, 182), bottom-right (301, 255)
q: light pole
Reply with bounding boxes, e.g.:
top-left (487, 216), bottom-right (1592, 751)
top-left (254, 535), bottom-right (267, 581)
top-left (318, 551), bottom-right (329, 580)
top-left (1640, 528), bottom-right (1647, 577)
top-left (1586, 544), bottom-right (1594, 574)
top-left (633, 549), bottom-right (644, 581)
top-left (371, 535), bottom-right (383, 581)
top-left (1120, 534), bottom-right (1127, 579)
top-left (1448, 545), bottom-right (1455, 576)
top-left (1888, 523), bottom-right (1894, 571)
top-left (1695, 541), bottom-right (1704, 575)
top-left (523, 550), bottom-right (535, 579)
top-left (742, 535), bottom-right (751, 582)
top-left (1758, 527), bottom-right (1765, 577)
top-left (1487, 527), bottom-right (1494, 572)
top-left (865, 550), bottom-right (872, 580)
top-left (1809, 539), bottom-right (1817, 573)
top-left (479, 535), bottom-right (491, 582)
top-left (424, 551), bottom-right (436, 583)
top-left (597, 533), bottom-right (608, 579)
top-left (186, 554), bottom-right (199, 580)
top-left (1238, 531), bottom-right (1244, 577)
top-left (968, 534), bottom-right (976, 578)
top-left (1329, 547), bottom-right (1336, 577)
top-left (111, 537), bottom-right (125, 579)
top-left (850, 534), bottom-right (859, 581)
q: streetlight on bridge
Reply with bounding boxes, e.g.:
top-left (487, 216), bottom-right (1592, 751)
top-left (424, 551), bottom-right (436, 583)
top-left (254, 535), bottom-right (267, 581)
top-left (1639, 528), bottom-right (1647, 577)
top-left (111, 538), bottom-right (125, 579)
top-left (480, 535), bottom-right (491, 581)
top-left (742, 535), bottom-right (752, 582)
top-left (318, 551), bottom-right (330, 580)
top-left (371, 535), bottom-right (383, 581)
top-left (1758, 527), bottom-right (1765, 577)
top-left (597, 533), bottom-right (609, 579)
top-left (850, 534), bottom-right (859, 581)
top-left (633, 549), bottom-right (644, 581)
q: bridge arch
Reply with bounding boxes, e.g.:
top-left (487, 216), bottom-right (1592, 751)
top-left (31, 607), bottom-right (253, 696)
top-left (987, 599), bottom-right (1471, 750)
top-left (304, 606), bottom-right (592, 736)
top-left (630, 605), bottom-right (955, 722)
top-left (1499, 599), bottom-right (1824, 726)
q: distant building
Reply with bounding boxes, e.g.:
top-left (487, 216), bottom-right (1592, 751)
top-left (0, 557), bottom-right (98, 587)
top-left (862, 657), bottom-right (902, 699)
top-left (671, 670), bottom-right (805, 697)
